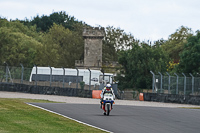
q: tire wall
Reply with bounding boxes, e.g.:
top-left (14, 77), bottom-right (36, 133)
top-left (142, 93), bottom-right (200, 105)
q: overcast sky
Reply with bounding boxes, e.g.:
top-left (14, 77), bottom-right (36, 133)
top-left (0, 0), bottom-right (200, 41)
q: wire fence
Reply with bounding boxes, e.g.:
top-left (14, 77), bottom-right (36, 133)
top-left (0, 65), bottom-right (116, 91)
top-left (151, 71), bottom-right (200, 96)
top-left (3, 65), bottom-right (199, 99)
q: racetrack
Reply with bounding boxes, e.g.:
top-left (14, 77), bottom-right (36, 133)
top-left (29, 103), bottom-right (200, 133)
top-left (1, 92), bottom-right (200, 133)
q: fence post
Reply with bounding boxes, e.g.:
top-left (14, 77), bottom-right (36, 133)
top-left (174, 73), bottom-right (179, 94)
top-left (34, 65), bottom-right (37, 87)
top-left (189, 73), bottom-right (194, 95)
top-left (166, 72), bottom-right (171, 94)
top-left (101, 69), bottom-right (106, 86)
top-left (182, 73), bottom-right (186, 97)
top-left (62, 67), bottom-right (65, 88)
top-left (158, 72), bottom-right (163, 93)
top-left (88, 68), bottom-right (91, 90)
top-left (101, 69), bottom-right (104, 80)
top-left (112, 75), bottom-right (114, 84)
top-left (75, 68), bottom-right (79, 89)
top-left (20, 63), bottom-right (24, 84)
top-left (4, 62), bottom-right (8, 83)
top-left (150, 71), bottom-right (155, 93)
top-left (49, 66), bottom-right (52, 87)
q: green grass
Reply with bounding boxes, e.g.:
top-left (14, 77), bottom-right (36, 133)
top-left (0, 98), bottom-right (105, 133)
top-left (180, 107), bottom-right (200, 109)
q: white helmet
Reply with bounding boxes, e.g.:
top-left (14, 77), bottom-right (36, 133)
top-left (106, 84), bottom-right (111, 88)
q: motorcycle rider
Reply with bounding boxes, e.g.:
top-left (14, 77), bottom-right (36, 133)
top-left (100, 83), bottom-right (115, 108)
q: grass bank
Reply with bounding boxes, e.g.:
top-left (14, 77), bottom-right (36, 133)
top-left (0, 98), bottom-right (105, 133)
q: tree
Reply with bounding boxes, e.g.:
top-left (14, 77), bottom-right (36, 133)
top-left (162, 26), bottom-right (193, 63)
top-left (0, 19), bottom-right (42, 67)
top-left (177, 31), bottom-right (200, 74)
top-left (117, 42), bottom-right (169, 90)
top-left (103, 26), bottom-right (134, 62)
top-left (28, 11), bottom-right (87, 32)
top-left (38, 23), bottom-right (84, 67)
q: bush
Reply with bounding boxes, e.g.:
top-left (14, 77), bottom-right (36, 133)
top-left (80, 81), bottom-right (85, 90)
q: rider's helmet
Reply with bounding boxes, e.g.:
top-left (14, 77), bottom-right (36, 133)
top-left (106, 84), bottom-right (112, 91)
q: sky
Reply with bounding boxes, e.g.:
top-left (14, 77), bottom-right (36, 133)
top-left (0, 0), bottom-right (200, 41)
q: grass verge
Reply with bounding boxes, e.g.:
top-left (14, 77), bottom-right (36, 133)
top-left (180, 107), bottom-right (200, 109)
top-left (0, 98), bottom-right (105, 133)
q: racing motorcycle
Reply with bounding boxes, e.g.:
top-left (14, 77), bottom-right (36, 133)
top-left (101, 93), bottom-right (115, 116)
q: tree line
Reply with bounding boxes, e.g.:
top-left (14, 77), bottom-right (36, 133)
top-left (0, 11), bottom-right (200, 90)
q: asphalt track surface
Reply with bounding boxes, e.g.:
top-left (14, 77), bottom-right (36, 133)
top-left (30, 103), bottom-right (200, 133)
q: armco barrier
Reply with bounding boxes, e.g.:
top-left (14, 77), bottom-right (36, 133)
top-left (143, 93), bottom-right (200, 105)
top-left (92, 90), bottom-right (102, 99)
top-left (0, 83), bottom-right (92, 98)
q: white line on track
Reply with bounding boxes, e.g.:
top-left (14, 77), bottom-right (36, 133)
top-left (27, 103), bottom-right (113, 133)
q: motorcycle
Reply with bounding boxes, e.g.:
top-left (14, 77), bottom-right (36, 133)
top-left (101, 93), bottom-right (115, 116)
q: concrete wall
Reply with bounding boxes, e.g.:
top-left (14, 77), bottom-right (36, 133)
top-left (0, 83), bottom-right (92, 98)
top-left (143, 93), bottom-right (200, 105)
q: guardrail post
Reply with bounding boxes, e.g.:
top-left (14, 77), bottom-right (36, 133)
top-left (62, 67), bottom-right (65, 88)
top-left (49, 66), bottom-right (52, 87)
top-left (158, 72), bottom-right (163, 93)
top-left (189, 73), bottom-right (194, 95)
top-left (88, 68), bottom-right (91, 90)
top-left (150, 71), bottom-right (155, 93)
top-left (166, 72), bottom-right (171, 94)
top-left (20, 63), bottom-right (24, 84)
top-left (174, 73), bottom-right (179, 94)
top-left (182, 73), bottom-right (186, 97)
top-left (75, 68), bottom-right (79, 89)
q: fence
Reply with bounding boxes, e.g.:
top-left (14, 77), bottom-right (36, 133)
top-left (0, 65), bottom-right (119, 95)
top-left (150, 71), bottom-right (200, 96)
top-left (0, 65), bottom-right (99, 90)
